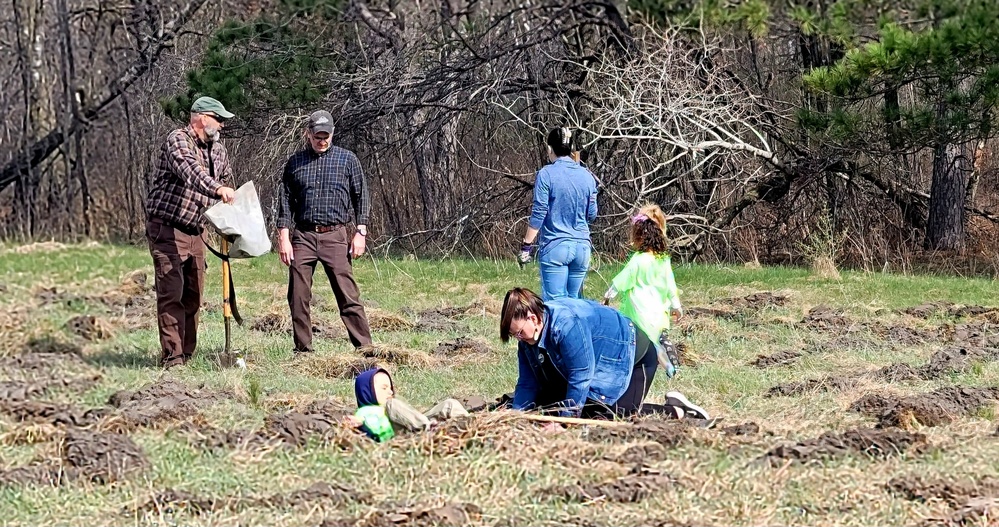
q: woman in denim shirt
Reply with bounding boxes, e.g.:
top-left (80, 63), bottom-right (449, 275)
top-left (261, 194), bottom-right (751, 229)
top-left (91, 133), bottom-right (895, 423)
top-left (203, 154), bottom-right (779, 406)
top-left (518, 128), bottom-right (598, 301)
top-left (498, 288), bottom-right (709, 419)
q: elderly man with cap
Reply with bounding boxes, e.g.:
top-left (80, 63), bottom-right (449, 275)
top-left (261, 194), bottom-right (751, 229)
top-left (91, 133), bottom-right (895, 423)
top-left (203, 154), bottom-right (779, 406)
top-left (146, 96), bottom-right (237, 369)
top-left (277, 110), bottom-right (373, 354)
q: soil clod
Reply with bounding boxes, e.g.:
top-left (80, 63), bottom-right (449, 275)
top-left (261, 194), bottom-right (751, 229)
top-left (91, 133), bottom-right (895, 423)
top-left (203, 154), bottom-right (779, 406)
top-left (763, 428), bottom-right (927, 463)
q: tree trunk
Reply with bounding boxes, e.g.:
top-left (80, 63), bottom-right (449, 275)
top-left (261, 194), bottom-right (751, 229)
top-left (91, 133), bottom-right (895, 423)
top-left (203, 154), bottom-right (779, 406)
top-left (925, 140), bottom-right (972, 251)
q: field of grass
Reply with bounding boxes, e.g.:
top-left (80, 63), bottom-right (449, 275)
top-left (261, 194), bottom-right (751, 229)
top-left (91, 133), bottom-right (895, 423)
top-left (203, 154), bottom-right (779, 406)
top-left (1, 241), bottom-right (998, 526)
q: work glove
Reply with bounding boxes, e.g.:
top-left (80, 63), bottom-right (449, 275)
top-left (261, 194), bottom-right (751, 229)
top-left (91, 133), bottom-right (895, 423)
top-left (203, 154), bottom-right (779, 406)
top-left (517, 243), bottom-right (534, 268)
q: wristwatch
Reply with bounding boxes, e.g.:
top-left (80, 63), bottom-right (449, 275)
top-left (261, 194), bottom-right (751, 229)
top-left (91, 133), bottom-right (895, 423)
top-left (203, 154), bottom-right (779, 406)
top-left (357, 226), bottom-right (367, 237)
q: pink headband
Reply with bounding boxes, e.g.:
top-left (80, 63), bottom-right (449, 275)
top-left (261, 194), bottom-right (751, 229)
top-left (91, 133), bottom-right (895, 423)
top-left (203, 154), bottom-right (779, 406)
top-left (631, 214), bottom-right (648, 225)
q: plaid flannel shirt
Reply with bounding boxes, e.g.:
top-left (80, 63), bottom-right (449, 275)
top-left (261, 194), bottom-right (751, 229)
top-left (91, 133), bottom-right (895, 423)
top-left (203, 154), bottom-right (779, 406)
top-left (146, 126), bottom-right (232, 231)
top-left (277, 145), bottom-right (370, 230)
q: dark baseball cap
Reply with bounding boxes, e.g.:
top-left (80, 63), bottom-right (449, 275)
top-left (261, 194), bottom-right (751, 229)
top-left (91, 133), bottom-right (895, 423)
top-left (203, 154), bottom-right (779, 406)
top-left (308, 110), bottom-right (334, 135)
top-left (190, 96), bottom-right (234, 120)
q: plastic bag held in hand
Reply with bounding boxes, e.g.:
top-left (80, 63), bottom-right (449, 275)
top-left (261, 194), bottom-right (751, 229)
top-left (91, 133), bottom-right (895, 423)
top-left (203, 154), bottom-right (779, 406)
top-left (203, 181), bottom-right (271, 258)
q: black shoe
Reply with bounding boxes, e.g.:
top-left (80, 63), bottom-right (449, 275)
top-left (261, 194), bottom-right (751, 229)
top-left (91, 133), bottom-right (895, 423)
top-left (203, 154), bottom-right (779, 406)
top-left (293, 348), bottom-right (313, 355)
top-left (665, 391), bottom-right (710, 420)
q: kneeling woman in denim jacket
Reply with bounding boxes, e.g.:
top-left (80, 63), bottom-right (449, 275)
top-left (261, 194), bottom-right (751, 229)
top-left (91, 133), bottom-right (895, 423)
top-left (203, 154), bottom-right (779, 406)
top-left (499, 287), bottom-right (661, 418)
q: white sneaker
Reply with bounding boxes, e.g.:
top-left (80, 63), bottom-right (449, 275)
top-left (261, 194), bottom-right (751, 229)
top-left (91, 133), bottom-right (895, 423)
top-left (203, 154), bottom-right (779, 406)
top-left (665, 391), bottom-right (710, 420)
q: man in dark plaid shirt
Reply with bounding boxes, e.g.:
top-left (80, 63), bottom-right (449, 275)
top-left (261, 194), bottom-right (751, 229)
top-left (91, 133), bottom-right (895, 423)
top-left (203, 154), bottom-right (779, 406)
top-left (146, 96), bottom-right (236, 368)
top-left (277, 110), bottom-right (373, 353)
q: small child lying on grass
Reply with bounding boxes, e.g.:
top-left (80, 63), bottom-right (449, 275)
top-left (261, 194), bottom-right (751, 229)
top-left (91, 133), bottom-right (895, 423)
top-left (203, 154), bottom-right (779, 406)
top-left (347, 367), bottom-right (469, 442)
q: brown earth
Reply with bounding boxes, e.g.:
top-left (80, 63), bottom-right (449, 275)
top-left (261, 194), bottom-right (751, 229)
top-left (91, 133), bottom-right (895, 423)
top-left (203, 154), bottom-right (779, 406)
top-left (132, 481), bottom-right (373, 517)
top-left (105, 379), bottom-right (222, 431)
top-left (610, 443), bottom-right (670, 465)
top-left (249, 312), bottom-right (289, 333)
top-left (766, 375), bottom-right (858, 397)
top-left (751, 349), bottom-right (802, 368)
top-left (849, 387), bottom-right (999, 428)
top-left (762, 428), bottom-right (927, 464)
top-left (888, 475), bottom-right (999, 506)
top-left (320, 501), bottom-right (482, 527)
top-left (721, 422), bottom-right (761, 436)
top-left (0, 429), bottom-right (148, 486)
top-left (904, 302), bottom-right (999, 321)
top-left (801, 305), bottom-right (853, 331)
top-left (545, 466), bottom-right (675, 503)
top-left (922, 497), bottom-right (999, 527)
top-left (433, 337), bottom-right (491, 357)
top-left (24, 336), bottom-right (82, 356)
top-left (583, 420), bottom-right (690, 448)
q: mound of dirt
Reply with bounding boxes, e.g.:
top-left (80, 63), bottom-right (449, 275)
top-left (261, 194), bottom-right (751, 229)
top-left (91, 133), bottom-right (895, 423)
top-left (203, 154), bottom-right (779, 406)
top-left (766, 375), bottom-right (857, 397)
top-left (685, 306), bottom-right (738, 320)
top-left (63, 429), bottom-right (148, 483)
top-left (546, 466), bottom-right (675, 503)
top-left (1, 429), bottom-right (150, 487)
top-left (259, 481), bottom-right (372, 508)
top-left (874, 363), bottom-right (923, 383)
top-left (0, 375), bottom-right (100, 403)
top-left (922, 347), bottom-right (999, 378)
top-left (721, 422), bottom-right (760, 436)
top-left (610, 443), bottom-right (669, 465)
top-left (923, 497), bottom-right (999, 527)
top-left (24, 336), bottom-right (82, 356)
top-left (751, 349), bottom-right (801, 368)
top-left (583, 420), bottom-right (690, 448)
top-left (265, 410), bottom-right (340, 446)
top-left (849, 386), bottom-right (999, 428)
top-left (0, 400), bottom-right (107, 427)
top-left (133, 489), bottom-right (221, 516)
top-left (250, 312), bottom-right (289, 333)
top-left (433, 337), bottom-right (491, 357)
top-left (943, 323), bottom-right (999, 348)
top-left (763, 428), bottom-right (927, 463)
top-left (65, 315), bottom-right (114, 341)
top-left (871, 323), bottom-right (939, 346)
top-left (801, 305), bottom-right (852, 331)
top-left (106, 379), bottom-right (221, 430)
top-left (905, 302), bottom-right (953, 319)
top-left (320, 501), bottom-right (482, 527)
top-left (888, 475), bottom-right (999, 506)
top-left (132, 481), bottom-right (373, 517)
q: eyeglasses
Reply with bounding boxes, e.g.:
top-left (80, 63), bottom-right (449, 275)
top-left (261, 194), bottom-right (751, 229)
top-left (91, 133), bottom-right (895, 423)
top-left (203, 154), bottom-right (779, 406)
top-left (510, 319), bottom-right (533, 341)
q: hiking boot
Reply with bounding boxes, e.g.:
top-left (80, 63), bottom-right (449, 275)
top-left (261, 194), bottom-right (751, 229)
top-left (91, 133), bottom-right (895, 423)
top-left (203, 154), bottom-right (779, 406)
top-left (664, 391), bottom-right (710, 420)
top-left (659, 333), bottom-right (680, 366)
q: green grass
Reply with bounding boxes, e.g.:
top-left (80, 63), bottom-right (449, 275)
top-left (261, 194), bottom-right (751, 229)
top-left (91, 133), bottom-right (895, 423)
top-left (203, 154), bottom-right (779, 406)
top-left (1, 242), bottom-right (998, 526)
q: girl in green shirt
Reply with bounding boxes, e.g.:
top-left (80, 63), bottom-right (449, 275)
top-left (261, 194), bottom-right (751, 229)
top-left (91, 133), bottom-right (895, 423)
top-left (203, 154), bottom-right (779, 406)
top-left (603, 204), bottom-right (683, 377)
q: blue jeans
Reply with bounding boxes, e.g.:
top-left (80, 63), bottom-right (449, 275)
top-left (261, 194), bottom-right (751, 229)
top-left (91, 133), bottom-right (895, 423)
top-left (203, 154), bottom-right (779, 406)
top-left (538, 239), bottom-right (591, 301)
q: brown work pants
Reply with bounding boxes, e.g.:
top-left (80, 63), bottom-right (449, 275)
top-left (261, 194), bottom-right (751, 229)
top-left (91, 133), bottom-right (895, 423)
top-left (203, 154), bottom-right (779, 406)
top-left (146, 219), bottom-right (205, 367)
top-left (288, 226), bottom-right (372, 351)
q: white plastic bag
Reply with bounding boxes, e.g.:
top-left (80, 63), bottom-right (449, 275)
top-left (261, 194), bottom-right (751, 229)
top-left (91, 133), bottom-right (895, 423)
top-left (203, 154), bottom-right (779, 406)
top-left (203, 181), bottom-right (271, 258)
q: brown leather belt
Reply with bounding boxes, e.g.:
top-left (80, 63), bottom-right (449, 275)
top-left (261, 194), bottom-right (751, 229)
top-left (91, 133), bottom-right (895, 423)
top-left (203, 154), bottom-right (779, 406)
top-left (297, 223), bottom-right (344, 234)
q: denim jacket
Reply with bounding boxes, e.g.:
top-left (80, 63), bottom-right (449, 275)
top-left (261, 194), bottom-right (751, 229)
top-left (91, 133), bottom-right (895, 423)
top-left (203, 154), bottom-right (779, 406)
top-left (529, 157), bottom-right (598, 252)
top-left (513, 298), bottom-right (636, 415)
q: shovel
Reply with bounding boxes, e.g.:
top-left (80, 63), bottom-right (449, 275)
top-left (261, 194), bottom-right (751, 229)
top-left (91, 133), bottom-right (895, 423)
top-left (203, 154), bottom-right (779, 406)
top-left (219, 235), bottom-right (245, 369)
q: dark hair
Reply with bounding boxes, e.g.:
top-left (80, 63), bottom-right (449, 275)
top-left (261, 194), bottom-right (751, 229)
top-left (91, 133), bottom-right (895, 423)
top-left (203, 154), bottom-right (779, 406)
top-left (499, 288), bottom-right (545, 343)
top-left (632, 219), bottom-right (669, 256)
top-left (546, 127), bottom-right (574, 157)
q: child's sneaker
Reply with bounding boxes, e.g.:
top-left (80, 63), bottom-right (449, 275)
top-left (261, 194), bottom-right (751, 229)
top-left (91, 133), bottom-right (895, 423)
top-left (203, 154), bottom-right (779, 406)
top-left (659, 333), bottom-right (681, 370)
top-left (664, 391), bottom-right (710, 420)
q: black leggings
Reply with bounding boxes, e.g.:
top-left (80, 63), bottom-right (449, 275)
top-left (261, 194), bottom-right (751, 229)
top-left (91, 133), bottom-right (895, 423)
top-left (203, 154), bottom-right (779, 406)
top-left (533, 330), bottom-right (659, 418)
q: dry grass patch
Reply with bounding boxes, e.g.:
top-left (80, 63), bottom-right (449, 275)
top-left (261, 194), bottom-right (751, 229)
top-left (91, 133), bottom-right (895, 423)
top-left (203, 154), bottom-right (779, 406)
top-left (296, 353), bottom-right (384, 379)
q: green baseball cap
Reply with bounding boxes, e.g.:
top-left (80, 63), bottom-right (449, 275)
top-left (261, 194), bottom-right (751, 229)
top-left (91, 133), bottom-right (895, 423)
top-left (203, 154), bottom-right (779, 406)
top-left (190, 96), bottom-right (234, 120)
